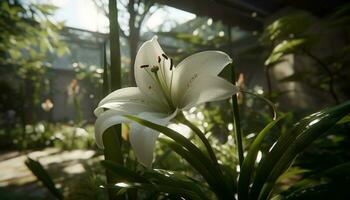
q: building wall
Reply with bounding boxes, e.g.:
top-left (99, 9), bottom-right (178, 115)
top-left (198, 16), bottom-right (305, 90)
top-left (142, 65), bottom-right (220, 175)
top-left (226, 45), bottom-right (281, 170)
top-left (45, 27), bottom-right (107, 122)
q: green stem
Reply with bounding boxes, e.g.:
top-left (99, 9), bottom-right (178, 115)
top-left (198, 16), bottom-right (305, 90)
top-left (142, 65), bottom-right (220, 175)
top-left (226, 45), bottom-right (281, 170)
top-left (241, 91), bottom-right (277, 120)
top-left (104, 0), bottom-right (124, 199)
top-left (231, 64), bottom-right (244, 167)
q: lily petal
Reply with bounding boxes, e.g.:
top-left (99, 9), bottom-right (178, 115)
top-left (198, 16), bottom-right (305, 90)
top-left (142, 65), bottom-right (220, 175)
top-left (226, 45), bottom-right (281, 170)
top-left (95, 108), bottom-right (178, 167)
top-left (94, 110), bottom-right (165, 150)
top-left (129, 110), bottom-right (178, 168)
top-left (179, 75), bottom-right (239, 110)
top-left (172, 51), bottom-right (232, 104)
top-left (97, 87), bottom-right (146, 106)
top-left (94, 87), bottom-right (166, 116)
top-left (94, 109), bottom-right (129, 149)
top-left (134, 36), bottom-right (171, 105)
top-left (129, 122), bottom-right (159, 168)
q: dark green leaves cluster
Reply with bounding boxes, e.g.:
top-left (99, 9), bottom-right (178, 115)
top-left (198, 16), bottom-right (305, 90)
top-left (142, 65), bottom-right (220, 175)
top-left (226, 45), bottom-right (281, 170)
top-left (0, 0), bottom-right (67, 78)
top-left (99, 100), bottom-right (350, 200)
top-left (260, 6), bottom-right (350, 102)
top-left (101, 160), bottom-right (210, 200)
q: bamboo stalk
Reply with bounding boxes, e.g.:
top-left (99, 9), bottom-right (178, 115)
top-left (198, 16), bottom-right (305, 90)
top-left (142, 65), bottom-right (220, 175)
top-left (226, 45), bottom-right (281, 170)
top-left (103, 0), bottom-right (124, 199)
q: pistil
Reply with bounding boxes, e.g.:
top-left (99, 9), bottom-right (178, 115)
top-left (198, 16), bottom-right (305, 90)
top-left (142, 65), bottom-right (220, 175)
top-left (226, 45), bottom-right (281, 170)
top-left (151, 66), bottom-right (175, 110)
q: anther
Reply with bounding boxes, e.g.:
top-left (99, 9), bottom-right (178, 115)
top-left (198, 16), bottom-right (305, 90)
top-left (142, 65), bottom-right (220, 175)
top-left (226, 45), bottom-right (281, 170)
top-left (170, 58), bottom-right (173, 70)
top-left (140, 65), bottom-right (149, 68)
top-left (162, 53), bottom-right (168, 60)
top-left (151, 66), bottom-right (159, 73)
top-left (157, 56), bottom-right (161, 63)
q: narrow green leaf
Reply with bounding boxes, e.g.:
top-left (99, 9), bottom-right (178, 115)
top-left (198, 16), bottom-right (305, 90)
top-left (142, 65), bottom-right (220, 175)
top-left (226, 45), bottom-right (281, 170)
top-left (25, 157), bottom-right (63, 200)
top-left (125, 115), bottom-right (234, 199)
top-left (108, 182), bottom-right (203, 200)
top-left (288, 161), bottom-right (350, 191)
top-left (265, 39), bottom-right (306, 66)
top-left (237, 115), bottom-right (285, 200)
top-left (102, 42), bottom-right (110, 96)
top-left (144, 169), bottom-right (211, 200)
top-left (283, 182), bottom-right (350, 200)
top-left (276, 167), bottom-right (309, 183)
top-left (337, 114), bottom-right (350, 124)
top-left (250, 111), bottom-right (327, 199)
top-left (231, 64), bottom-right (244, 167)
top-left (101, 160), bottom-right (210, 200)
top-left (160, 139), bottom-right (219, 199)
top-left (318, 161), bottom-right (350, 178)
top-left (101, 160), bottom-right (148, 183)
top-left (250, 101), bottom-right (350, 200)
top-left (177, 113), bottom-right (220, 171)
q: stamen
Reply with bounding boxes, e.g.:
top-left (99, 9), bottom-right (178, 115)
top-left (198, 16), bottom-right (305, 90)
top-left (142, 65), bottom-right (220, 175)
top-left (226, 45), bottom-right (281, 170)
top-left (162, 53), bottom-right (168, 60)
top-left (140, 65), bottom-right (149, 68)
top-left (170, 58), bottom-right (173, 70)
top-left (151, 66), bottom-right (159, 73)
top-left (157, 56), bottom-right (161, 63)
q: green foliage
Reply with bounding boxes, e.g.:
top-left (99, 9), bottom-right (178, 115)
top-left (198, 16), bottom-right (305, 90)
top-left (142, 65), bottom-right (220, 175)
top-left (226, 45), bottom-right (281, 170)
top-left (0, 0), bottom-right (67, 78)
top-left (125, 114), bottom-right (233, 199)
top-left (238, 115), bottom-right (285, 200)
top-left (0, 122), bottom-right (95, 150)
top-left (120, 101), bottom-right (350, 200)
top-left (25, 157), bottom-right (63, 200)
top-left (0, 0), bottom-right (69, 151)
top-left (251, 101), bottom-right (350, 200)
top-left (265, 39), bottom-right (307, 66)
top-left (260, 12), bottom-right (315, 44)
top-left (101, 160), bottom-right (211, 199)
top-left (260, 5), bottom-right (350, 102)
top-left (73, 63), bottom-right (104, 91)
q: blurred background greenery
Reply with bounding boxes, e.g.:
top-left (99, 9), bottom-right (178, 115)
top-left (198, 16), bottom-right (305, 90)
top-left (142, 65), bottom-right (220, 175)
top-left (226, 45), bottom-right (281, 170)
top-left (0, 0), bottom-right (349, 199)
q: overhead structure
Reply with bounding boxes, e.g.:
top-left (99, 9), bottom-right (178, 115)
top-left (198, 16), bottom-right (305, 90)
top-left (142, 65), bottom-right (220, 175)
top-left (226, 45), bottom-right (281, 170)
top-left (154, 0), bottom-right (348, 30)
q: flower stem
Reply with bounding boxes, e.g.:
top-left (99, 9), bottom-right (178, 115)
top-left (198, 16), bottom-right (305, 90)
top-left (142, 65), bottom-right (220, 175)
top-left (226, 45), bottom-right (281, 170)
top-left (231, 64), bottom-right (244, 167)
top-left (105, 0), bottom-right (125, 199)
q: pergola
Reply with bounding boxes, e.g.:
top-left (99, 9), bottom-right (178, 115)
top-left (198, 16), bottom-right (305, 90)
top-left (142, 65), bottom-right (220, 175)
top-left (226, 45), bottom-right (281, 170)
top-left (154, 0), bottom-right (348, 31)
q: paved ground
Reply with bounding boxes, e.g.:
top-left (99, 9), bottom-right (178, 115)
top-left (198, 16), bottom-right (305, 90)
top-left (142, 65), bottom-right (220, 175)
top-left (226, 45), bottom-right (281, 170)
top-left (0, 148), bottom-right (100, 200)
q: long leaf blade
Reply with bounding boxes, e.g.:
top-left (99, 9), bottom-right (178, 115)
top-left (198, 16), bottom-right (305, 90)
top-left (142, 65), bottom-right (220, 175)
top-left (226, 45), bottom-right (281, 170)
top-left (250, 101), bottom-right (350, 200)
top-left (125, 115), bottom-right (234, 199)
top-left (101, 160), bottom-right (210, 200)
top-left (238, 115), bottom-right (285, 200)
top-left (25, 157), bottom-right (63, 200)
top-left (108, 182), bottom-right (203, 200)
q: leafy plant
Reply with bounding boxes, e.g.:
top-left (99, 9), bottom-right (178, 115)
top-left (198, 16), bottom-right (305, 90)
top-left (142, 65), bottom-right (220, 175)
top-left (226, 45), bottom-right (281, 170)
top-left (260, 6), bottom-right (350, 103)
top-left (98, 100), bottom-right (350, 200)
top-left (25, 157), bottom-right (63, 200)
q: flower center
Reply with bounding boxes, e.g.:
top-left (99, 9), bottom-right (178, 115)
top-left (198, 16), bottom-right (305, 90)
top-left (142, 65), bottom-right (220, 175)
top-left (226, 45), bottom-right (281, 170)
top-left (139, 53), bottom-right (175, 110)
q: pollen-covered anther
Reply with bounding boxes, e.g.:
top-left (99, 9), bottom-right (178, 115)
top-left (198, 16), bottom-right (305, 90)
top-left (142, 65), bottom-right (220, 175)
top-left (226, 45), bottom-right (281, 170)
top-left (170, 58), bottom-right (173, 70)
top-left (162, 53), bottom-right (168, 60)
top-left (157, 56), bottom-right (161, 63)
top-left (140, 65), bottom-right (149, 68)
top-left (151, 66), bottom-right (159, 73)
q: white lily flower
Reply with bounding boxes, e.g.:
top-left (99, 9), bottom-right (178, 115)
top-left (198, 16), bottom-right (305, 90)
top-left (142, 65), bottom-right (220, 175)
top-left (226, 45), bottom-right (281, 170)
top-left (94, 36), bottom-right (239, 167)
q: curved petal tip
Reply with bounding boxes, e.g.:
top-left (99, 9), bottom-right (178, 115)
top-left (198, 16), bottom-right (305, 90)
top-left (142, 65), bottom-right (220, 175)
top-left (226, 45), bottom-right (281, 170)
top-left (151, 35), bottom-right (158, 41)
top-left (228, 57), bottom-right (233, 64)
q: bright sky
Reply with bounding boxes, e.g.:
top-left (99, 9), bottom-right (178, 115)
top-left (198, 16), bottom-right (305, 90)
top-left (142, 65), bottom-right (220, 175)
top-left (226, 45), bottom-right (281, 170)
top-left (40, 0), bottom-right (196, 33)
